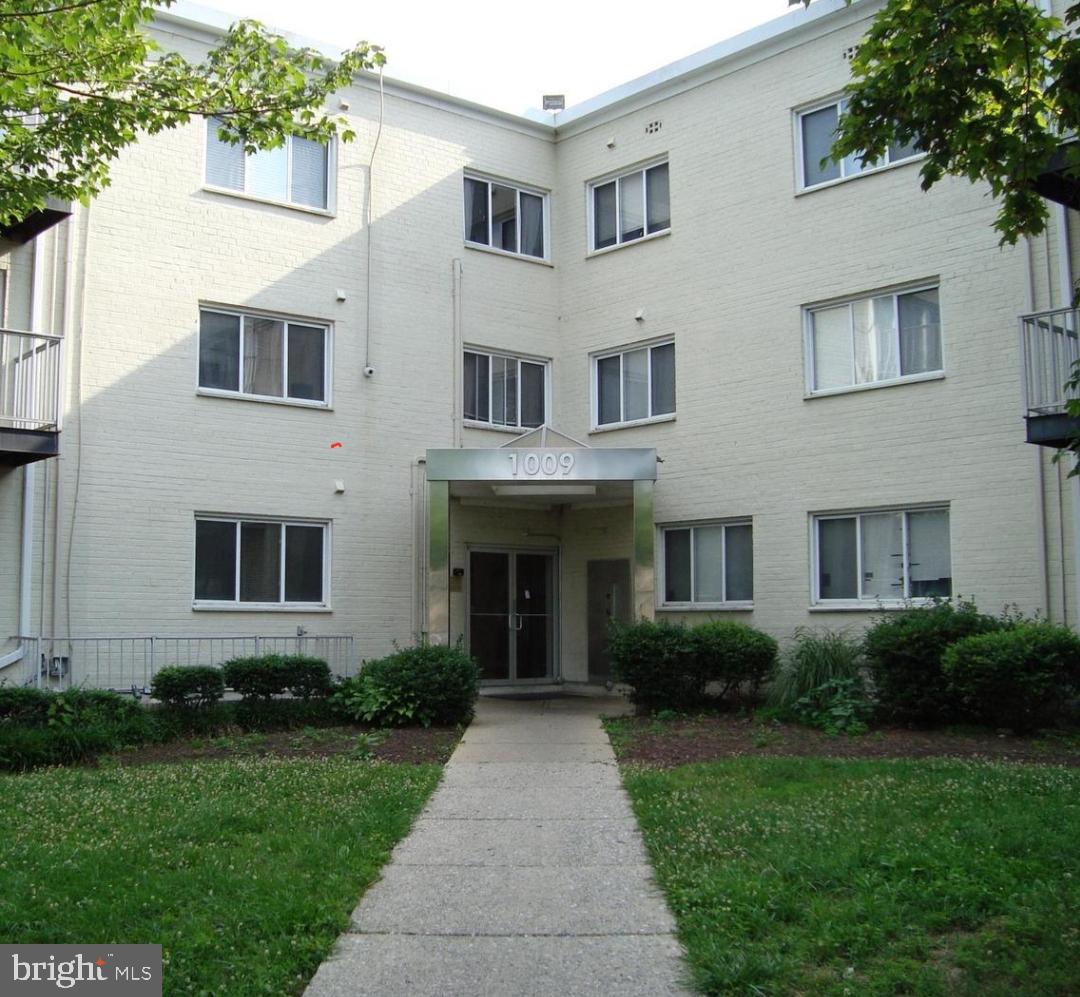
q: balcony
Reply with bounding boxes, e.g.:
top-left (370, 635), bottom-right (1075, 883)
top-left (1021, 306), bottom-right (1080, 448)
top-left (0, 327), bottom-right (63, 465)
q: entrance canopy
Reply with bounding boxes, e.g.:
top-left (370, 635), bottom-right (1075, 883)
top-left (424, 426), bottom-right (658, 644)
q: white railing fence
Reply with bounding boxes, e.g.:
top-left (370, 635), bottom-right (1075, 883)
top-left (5, 635), bottom-right (357, 692)
top-left (0, 328), bottom-right (63, 431)
top-left (1020, 307), bottom-right (1080, 416)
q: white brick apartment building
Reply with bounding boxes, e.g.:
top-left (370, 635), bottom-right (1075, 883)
top-left (2, 0), bottom-right (1079, 690)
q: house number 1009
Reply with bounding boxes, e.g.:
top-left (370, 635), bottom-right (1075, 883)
top-left (508, 452), bottom-right (576, 477)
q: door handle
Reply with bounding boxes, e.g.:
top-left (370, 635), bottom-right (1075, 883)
top-left (508, 613), bottom-right (523, 631)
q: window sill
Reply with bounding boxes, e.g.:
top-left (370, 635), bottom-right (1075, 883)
top-left (590, 413), bottom-right (675, 434)
top-left (202, 185), bottom-right (335, 218)
top-left (193, 602), bottom-right (333, 612)
top-left (464, 242), bottom-right (553, 267)
top-left (586, 227), bottom-right (670, 259)
top-left (809, 599), bottom-right (940, 612)
top-left (464, 420), bottom-right (540, 434)
top-left (796, 153), bottom-right (924, 196)
top-left (659, 602), bottom-right (754, 612)
top-left (805, 371), bottom-right (944, 400)
top-left (197, 388), bottom-right (332, 411)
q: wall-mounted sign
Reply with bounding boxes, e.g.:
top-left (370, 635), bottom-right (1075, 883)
top-left (425, 447), bottom-right (657, 482)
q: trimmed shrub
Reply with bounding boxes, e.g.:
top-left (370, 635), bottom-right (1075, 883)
top-left (279, 656), bottom-right (334, 699)
top-left (943, 623), bottom-right (1080, 733)
top-left (0, 686), bottom-right (53, 725)
top-left (221, 656), bottom-right (289, 699)
top-left (151, 665), bottom-right (225, 709)
top-left (333, 643), bottom-right (479, 727)
top-left (769, 628), bottom-right (866, 711)
top-left (609, 619), bottom-right (700, 712)
top-left (864, 601), bottom-right (1002, 725)
top-left (692, 621), bottom-right (777, 701)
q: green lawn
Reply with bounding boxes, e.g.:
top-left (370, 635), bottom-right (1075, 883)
top-left (623, 758), bottom-right (1080, 996)
top-left (0, 757), bottom-right (440, 995)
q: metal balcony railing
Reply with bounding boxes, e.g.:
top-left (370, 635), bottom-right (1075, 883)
top-left (0, 327), bottom-right (63, 431)
top-left (1020, 306), bottom-right (1080, 416)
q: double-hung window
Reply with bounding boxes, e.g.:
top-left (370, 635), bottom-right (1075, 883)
top-left (463, 175), bottom-right (547, 260)
top-left (205, 119), bottom-right (331, 210)
top-left (594, 341), bottom-right (675, 428)
top-left (589, 160), bottom-right (670, 252)
top-left (662, 521), bottom-right (753, 607)
top-left (194, 516), bottom-right (329, 607)
top-left (813, 507), bottom-right (951, 605)
top-left (199, 307), bottom-right (329, 405)
top-left (463, 349), bottom-right (547, 429)
top-left (798, 97), bottom-right (920, 190)
top-left (806, 286), bottom-right (941, 394)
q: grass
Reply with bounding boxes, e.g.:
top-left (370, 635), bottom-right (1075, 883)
top-left (0, 757), bottom-right (440, 995)
top-left (622, 757), bottom-right (1080, 995)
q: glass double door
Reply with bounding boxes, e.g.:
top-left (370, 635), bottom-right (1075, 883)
top-left (469, 549), bottom-right (555, 682)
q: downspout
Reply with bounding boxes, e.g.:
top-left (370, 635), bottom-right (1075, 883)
top-left (1055, 204), bottom-right (1080, 628)
top-left (51, 215), bottom-right (75, 639)
top-left (451, 259), bottom-right (463, 447)
top-left (1026, 235), bottom-right (1052, 618)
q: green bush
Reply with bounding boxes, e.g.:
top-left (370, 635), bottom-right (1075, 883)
top-left (150, 666), bottom-right (225, 709)
top-left (220, 655), bottom-right (333, 700)
top-left (864, 601), bottom-right (1002, 725)
top-left (0, 685), bottom-right (53, 725)
top-left (279, 656), bottom-right (334, 699)
top-left (790, 677), bottom-right (872, 735)
top-left (332, 643), bottom-right (479, 727)
top-left (943, 623), bottom-right (1080, 733)
top-left (692, 621), bottom-right (777, 701)
top-left (609, 619), bottom-right (700, 712)
top-left (769, 628), bottom-right (866, 711)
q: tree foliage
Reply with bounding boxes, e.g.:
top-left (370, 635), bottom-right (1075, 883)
top-left (833, 0), bottom-right (1080, 245)
top-left (0, 0), bottom-right (384, 225)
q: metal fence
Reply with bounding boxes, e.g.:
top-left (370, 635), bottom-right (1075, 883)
top-left (1020, 306), bottom-right (1080, 416)
top-left (6, 635), bottom-right (357, 692)
top-left (0, 327), bottom-right (63, 431)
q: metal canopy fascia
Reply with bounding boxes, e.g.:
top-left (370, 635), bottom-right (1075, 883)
top-left (425, 447), bottom-right (657, 482)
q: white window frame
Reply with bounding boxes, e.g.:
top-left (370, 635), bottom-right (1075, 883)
top-left (196, 305), bottom-right (333, 409)
top-left (795, 95), bottom-right (922, 193)
top-left (193, 514), bottom-right (332, 611)
top-left (462, 347), bottom-right (551, 431)
top-left (462, 173), bottom-right (551, 263)
top-left (591, 338), bottom-right (676, 431)
top-left (658, 519), bottom-right (754, 610)
top-left (586, 157), bottom-right (671, 256)
top-left (803, 282), bottom-right (944, 397)
top-left (810, 505), bottom-right (952, 610)
top-left (202, 121), bottom-right (337, 215)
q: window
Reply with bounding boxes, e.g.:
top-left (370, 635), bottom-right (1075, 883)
top-left (813, 507), bottom-right (951, 605)
top-left (662, 521), bottom-right (753, 607)
top-left (589, 161), bottom-right (670, 252)
top-left (205, 119), bottom-right (331, 210)
top-left (199, 308), bottom-right (329, 405)
top-left (463, 349), bottom-right (547, 429)
top-left (798, 98), bottom-right (920, 189)
top-left (194, 517), bottom-right (328, 607)
top-left (594, 341), bottom-right (675, 427)
top-left (463, 175), bottom-right (547, 260)
top-left (806, 286), bottom-right (941, 394)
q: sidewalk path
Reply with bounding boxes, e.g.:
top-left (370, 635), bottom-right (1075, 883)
top-left (304, 695), bottom-right (690, 996)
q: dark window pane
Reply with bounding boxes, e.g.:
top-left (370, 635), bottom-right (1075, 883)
top-left (239, 522), bottom-right (281, 602)
top-left (242, 316), bottom-right (284, 396)
top-left (520, 192), bottom-right (544, 257)
top-left (464, 178), bottom-right (489, 245)
top-left (199, 311), bottom-right (240, 391)
top-left (287, 324), bottom-right (325, 401)
top-left (285, 525), bottom-right (324, 602)
top-left (594, 181), bottom-right (616, 250)
top-left (492, 355), bottom-right (507, 426)
top-left (818, 518), bottom-right (857, 599)
top-left (520, 361), bottom-right (545, 428)
top-left (646, 163), bottom-right (670, 233)
top-left (650, 342), bottom-right (675, 415)
top-left (205, 118), bottom-right (244, 190)
top-left (664, 529), bottom-right (692, 602)
top-left (504, 358), bottom-right (518, 425)
top-left (597, 355), bottom-right (621, 424)
top-left (801, 105), bottom-right (841, 186)
top-left (889, 136), bottom-right (920, 162)
top-left (463, 351), bottom-right (479, 420)
top-left (725, 524), bottom-right (754, 601)
top-left (899, 288), bottom-right (942, 375)
top-left (491, 184), bottom-right (517, 253)
top-left (470, 551), bottom-right (509, 614)
top-left (195, 520), bottom-right (236, 600)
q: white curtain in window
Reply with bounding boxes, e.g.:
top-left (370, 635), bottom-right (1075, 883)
top-left (853, 295), bottom-right (899, 384)
top-left (243, 317), bottom-right (284, 396)
top-left (899, 288), bottom-right (942, 375)
top-left (812, 305), bottom-right (852, 389)
top-left (908, 509), bottom-right (952, 597)
top-left (693, 526), bottom-right (725, 603)
top-left (619, 171), bottom-right (644, 242)
top-left (860, 512), bottom-right (904, 599)
top-left (622, 348), bottom-right (649, 421)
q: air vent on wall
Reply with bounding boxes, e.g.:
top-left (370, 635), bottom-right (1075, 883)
top-left (842, 45), bottom-right (858, 61)
top-left (645, 120), bottom-right (662, 135)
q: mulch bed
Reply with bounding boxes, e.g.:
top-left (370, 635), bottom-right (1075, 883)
top-left (608, 714), bottom-right (1080, 768)
top-left (106, 724), bottom-right (462, 767)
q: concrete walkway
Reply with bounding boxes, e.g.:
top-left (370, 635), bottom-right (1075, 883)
top-left (304, 695), bottom-right (690, 996)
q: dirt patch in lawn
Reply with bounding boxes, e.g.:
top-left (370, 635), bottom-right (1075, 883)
top-left (106, 724), bottom-right (462, 767)
top-left (606, 714), bottom-right (1080, 768)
